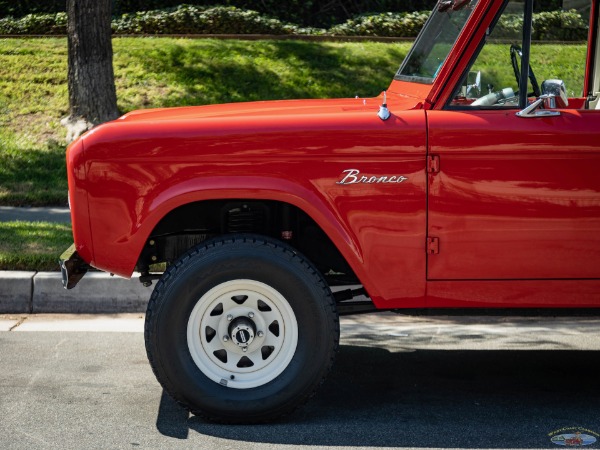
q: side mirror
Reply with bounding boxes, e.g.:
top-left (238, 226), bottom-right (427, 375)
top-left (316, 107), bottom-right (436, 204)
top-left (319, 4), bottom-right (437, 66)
top-left (516, 79), bottom-right (569, 118)
top-left (541, 79), bottom-right (569, 109)
top-left (466, 71), bottom-right (481, 97)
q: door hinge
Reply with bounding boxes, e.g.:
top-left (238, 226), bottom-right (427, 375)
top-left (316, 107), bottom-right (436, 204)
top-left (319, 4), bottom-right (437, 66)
top-left (427, 237), bottom-right (440, 255)
top-left (427, 155), bottom-right (440, 173)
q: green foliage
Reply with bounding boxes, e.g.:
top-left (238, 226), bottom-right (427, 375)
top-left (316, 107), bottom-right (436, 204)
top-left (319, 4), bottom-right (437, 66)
top-left (0, 221), bottom-right (73, 271)
top-left (469, 41), bottom-right (586, 98)
top-left (329, 11), bottom-right (429, 37)
top-left (111, 5), bottom-right (324, 35)
top-left (0, 1), bottom-right (574, 28)
top-left (0, 37), bottom-right (68, 205)
top-left (0, 0), bottom-right (437, 28)
top-left (0, 12), bottom-right (66, 35)
top-left (111, 38), bottom-right (407, 108)
top-left (494, 9), bottom-right (588, 41)
top-left (532, 9), bottom-right (589, 41)
top-left (0, 6), bottom-right (589, 40)
top-left (0, 132), bottom-right (67, 206)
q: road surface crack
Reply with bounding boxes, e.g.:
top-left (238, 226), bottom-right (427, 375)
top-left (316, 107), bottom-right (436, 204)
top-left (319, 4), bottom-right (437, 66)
top-left (9, 316), bottom-right (28, 331)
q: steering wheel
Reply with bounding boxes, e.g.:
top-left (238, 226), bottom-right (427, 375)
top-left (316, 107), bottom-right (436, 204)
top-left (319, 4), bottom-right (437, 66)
top-left (510, 44), bottom-right (541, 98)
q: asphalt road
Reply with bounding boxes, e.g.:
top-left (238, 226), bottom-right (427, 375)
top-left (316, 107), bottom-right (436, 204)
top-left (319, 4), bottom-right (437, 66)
top-left (1, 314), bottom-right (599, 449)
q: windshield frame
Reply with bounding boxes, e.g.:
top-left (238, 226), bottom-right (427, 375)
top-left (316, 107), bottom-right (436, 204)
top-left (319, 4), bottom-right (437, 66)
top-left (395, 0), bottom-right (480, 85)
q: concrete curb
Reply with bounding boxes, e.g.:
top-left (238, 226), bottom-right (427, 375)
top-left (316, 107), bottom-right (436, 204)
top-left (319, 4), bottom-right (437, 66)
top-left (0, 271), bottom-right (152, 314)
top-left (0, 271), bottom-right (35, 313)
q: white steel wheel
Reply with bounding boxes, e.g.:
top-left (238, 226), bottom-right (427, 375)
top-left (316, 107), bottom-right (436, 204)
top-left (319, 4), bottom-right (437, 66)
top-left (145, 235), bottom-right (339, 423)
top-left (187, 279), bottom-right (298, 389)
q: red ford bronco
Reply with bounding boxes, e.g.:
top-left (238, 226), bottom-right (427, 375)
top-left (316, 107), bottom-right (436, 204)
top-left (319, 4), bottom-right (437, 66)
top-left (61, 0), bottom-right (600, 422)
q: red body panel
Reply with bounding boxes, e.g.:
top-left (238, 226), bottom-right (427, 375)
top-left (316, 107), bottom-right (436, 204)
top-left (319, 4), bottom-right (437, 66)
top-left (427, 280), bottom-right (600, 308)
top-left (427, 110), bottom-right (600, 281)
top-left (425, 110), bottom-right (600, 308)
top-left (65, 139), bottom-right (94, 264)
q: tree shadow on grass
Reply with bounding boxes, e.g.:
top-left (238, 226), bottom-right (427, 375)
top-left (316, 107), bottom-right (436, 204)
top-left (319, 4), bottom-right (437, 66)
top-left (0, 141), bottom-right (67, 206)
top-left (129, 39), bottom-right (409, 108)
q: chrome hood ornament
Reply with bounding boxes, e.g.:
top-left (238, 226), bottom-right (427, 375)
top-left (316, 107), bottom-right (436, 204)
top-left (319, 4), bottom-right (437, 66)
top-left (377, 91), bottom-right (391, 121)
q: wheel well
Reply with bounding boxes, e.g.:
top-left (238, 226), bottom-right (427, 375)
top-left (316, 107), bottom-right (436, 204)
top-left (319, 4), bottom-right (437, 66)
top-left (136, 200), bottom-right (358, 285)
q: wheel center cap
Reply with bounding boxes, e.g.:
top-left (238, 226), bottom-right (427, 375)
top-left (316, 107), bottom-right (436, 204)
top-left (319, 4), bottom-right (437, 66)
top-left (229, 317), bottom-right (256, 348)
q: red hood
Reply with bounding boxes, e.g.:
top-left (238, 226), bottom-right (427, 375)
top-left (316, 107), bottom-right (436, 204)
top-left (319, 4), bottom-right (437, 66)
top-left (118, 93), bottom-right (424, 123)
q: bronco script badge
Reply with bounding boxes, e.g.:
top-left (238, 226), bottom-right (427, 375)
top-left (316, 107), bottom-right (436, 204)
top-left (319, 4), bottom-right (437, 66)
top-left (336, 169), bottom-right (408, 185)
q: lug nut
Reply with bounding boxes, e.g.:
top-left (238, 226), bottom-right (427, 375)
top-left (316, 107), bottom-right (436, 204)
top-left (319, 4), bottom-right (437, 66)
top-left (248, 312), bottom-right (255, 319)
top-left (227, 314), bottom-right (233, 321)
top-left (257, 331), bottom-right (264, 338)
top-left (223, 335), bottom-right (229, 342)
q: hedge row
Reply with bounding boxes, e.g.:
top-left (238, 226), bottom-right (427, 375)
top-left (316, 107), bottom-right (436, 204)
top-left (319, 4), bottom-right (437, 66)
top-left (111, 6), bottom-right (322, 35)
top-left (0, 11), bottom-right (67, 35)
top-left (328, 9), bottom-right (588, 38)
top-left (0, 1), bottom-right (437, 28)
top-left (330, 11), bottom-right (429, 37)
top-left (0, 5), bottom-right (589, 40)
top-left (496, 9), bottom-right (589, 41)
top-left (0, 0), bottom-right (566, 28)
top-left (0, 6), bottom-right (323, 36)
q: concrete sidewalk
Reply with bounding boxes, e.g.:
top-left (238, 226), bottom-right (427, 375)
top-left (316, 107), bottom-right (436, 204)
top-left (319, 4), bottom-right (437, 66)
top-left (0, 206), bottom-right (70, 222)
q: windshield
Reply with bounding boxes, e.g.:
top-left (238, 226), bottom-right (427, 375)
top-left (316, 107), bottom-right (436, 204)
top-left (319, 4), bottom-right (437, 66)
top-left (395, 0), bottom-right (480, 84)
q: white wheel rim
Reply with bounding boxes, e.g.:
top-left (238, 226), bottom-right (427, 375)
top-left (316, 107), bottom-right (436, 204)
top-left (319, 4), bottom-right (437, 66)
top-left (187, 279), bottom-right (298, 389)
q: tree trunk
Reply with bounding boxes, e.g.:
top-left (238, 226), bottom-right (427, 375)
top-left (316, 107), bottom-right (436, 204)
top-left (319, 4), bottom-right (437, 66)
top-left (64, 0), bottom-right (119, 141)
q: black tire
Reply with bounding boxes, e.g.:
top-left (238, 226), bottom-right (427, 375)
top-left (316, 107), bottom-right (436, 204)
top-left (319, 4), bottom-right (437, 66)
top-left (144, 234), bottom-right (339, 423)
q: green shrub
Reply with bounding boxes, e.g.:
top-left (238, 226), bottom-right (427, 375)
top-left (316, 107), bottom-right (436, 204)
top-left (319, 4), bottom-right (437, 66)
top-left (0, 12), bottom-right (66, 35)
top-left (1, 1), bottom-right (565, 28)
top-left (495, 10), bottom-right (587, 41)
top-left (329, 11), bottom-right (428, 37)
top-left (111, 5), bottom-right (324, 35)
top-left (532, 9), bottom-right (588, 40)
top-left (1, 0), bottom-right (438, 28)
top-left (0, 6), bottom-right (590, 40)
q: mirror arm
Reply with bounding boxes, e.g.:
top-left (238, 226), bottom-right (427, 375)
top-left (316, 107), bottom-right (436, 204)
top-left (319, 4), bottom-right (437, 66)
top-left (516, 95), bottom-right (561, 118)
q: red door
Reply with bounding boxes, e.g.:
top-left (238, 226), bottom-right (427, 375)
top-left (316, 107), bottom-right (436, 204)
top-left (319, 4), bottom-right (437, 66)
top-left (426, 109), bottom-right (600, 281)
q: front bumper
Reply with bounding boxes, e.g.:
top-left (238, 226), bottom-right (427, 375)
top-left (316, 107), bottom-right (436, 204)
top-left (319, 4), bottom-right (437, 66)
top-left (59, 244), bottom-right (89, 289)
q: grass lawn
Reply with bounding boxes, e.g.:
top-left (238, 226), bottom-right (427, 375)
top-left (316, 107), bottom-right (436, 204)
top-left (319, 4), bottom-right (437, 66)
top-left (0, 221), bottom-right (72, 271)
top-left (475, 41), bottom-right (586, 98)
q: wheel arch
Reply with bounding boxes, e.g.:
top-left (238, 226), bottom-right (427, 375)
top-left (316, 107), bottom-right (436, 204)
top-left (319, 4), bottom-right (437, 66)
top-left (134, 182), bottom-right (366, 288)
